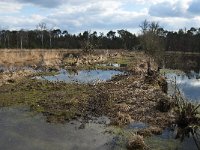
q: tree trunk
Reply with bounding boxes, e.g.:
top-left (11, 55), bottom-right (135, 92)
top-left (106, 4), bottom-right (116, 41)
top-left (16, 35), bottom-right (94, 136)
top-left (20, 37), bottom-right (23, 49)
top-left (7, 35), bottom-right (9, 48)
top-left (49, 35), bottom-right (52, 48)
top-left (41, 33), bottom-right (44, 48)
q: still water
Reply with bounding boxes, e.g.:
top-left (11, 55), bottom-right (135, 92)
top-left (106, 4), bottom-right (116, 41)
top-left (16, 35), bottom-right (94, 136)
top-left (165, 71), bottom-right (200, 101)
top-left (37, 69), bottom-right (123, 83)
top-left (164, 53), bottom-right (200, 101)
top-left (146, 68), bottom-right (200, 150)
top-left (0, 106), bottom-right (115, 150)
top-left (146, 127), bottom-right (199, 150)
top-left (0, 68), bottom-right (125, 150)
top-left (150, 53), bottom-right (200, 150)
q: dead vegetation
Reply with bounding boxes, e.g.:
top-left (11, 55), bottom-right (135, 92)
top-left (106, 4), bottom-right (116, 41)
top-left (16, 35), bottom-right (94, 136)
top-left (126, 134), bottom-right (148, 150)
top-left (0, 50), bottom-right (174, 126)
top-left (0, 50), bottom-right (179, 149)
top-left (0, 49), bottom-right (63, 67)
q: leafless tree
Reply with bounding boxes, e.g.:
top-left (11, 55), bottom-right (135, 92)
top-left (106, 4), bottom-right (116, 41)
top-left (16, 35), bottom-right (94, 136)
top-left (139, 20), bottom-right (165, 64)
top-left (36, 22), bottom-right (47, 48)
top-left (48, 24), bottom-right (56, 48)
top-left (149, 21), bottom-right (160, 34)
top-left (139, 19), bottom-right (149, 34)
top-left (18, 29), bottom-right (28, 49)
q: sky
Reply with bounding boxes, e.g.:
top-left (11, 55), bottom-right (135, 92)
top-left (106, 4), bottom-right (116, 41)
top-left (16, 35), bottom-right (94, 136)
top-left (1, 0), bottom-right (200, 34)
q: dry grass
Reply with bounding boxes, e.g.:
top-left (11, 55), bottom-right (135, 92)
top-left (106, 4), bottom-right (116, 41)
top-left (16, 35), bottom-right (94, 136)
top-left (0, 49), bottom-right (65, 67)
top-left (0, 49), bottom-right (124, 67)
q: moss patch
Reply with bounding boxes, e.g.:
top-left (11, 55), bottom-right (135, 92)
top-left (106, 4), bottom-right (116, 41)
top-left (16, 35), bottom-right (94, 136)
top-left (0, 78), bottom-right (91, 123)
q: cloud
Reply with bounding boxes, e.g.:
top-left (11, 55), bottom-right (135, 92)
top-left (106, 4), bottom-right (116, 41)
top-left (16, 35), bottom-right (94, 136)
top-left (188, 0), bottom-right (200, 14)
top-left (0, 0), bottom-right (200, 33)
top-left (148, 1), bottom-right (192, 18)
top-left (0, 1), bottom-right (23, 13)
top-left (149, 2), bottom-right (180, 17)
top-left (15, 0), bottom-right (65, 8)
top-left (40, 0), bottom-right (148, 32)
top-left (149, 15), bottom-right (200, 32)
top-left (0, 14), bottom-right (46, 30)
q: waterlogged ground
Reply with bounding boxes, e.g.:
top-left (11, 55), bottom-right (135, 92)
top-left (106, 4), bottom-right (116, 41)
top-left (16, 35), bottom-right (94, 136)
top-left (0, 106), bottom-right (115, 150)
top-left (145, 128), bottom-right (199, 150)
top-left (1, 50), bottom-right (198, 150)
top-left (157, 58), bottom-right (200, 150)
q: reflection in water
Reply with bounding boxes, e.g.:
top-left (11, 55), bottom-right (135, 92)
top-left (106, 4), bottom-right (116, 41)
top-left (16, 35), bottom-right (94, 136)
top-left (146, 127), bottom-right (199, 150)
top-left (158, 53), bottom-right (200, 149)
top-left (163, 53), bottom-right (200, 101)
top-left (38, 69), bottom-right (123, 83)
top-left (98, 63), bottom-right (127, 68)
top-left (164, 71), bottom-right (200, 150)
top-left (0, 106), bottom-right (114, 150)
top-left (164, 53), bottom-right (200, 74)
top-left (165, 72), bottom-right (200, 101)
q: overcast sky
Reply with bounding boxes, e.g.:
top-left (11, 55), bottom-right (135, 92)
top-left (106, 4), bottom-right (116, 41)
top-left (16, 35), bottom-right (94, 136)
top-left (1, 0), bottom-right (200, 34)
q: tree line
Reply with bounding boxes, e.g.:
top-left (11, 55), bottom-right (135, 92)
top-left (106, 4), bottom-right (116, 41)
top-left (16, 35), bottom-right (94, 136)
top-left (0, 21), bottom-right (200, 53)
top-left (0, 22), bottom-right (138, 50)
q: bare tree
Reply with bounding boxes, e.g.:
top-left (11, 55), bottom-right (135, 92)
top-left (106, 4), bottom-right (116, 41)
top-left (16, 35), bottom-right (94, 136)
top-left (149, 21), bottom-right (160, 34)
top-left (47, 24), bottom-right (57, 49)
top-left (36, 22), bottom-right (47, 48)
top-left (18, 29), bottom-right (28, 49)
top-left (139, 19), bottom-right (149, 34)
top-left (2, 30), bottom-right (10, 48)
top-left (6, 30), bottom-right (10, 48)
top-left (139, 20), bottom-right (165, 64)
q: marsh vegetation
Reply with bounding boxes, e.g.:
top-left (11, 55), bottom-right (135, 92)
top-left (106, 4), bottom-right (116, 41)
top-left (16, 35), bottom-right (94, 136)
top-left (0, 48), bottom-right (200, 149)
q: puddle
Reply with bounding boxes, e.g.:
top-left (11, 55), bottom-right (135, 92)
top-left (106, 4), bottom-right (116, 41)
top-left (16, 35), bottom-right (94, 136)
top-left (98, 63), bottom-right (127, 68)
top-left (145, 127), bottom-right (199, 150)
top-left (126, 122), bottom-right (148, 130)
top-left (123, 121), bottom-right (200, 150)
top-left (0, 106), bottom-right (116, 150)
top-left (36, 69), bottom-right (124, 83)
